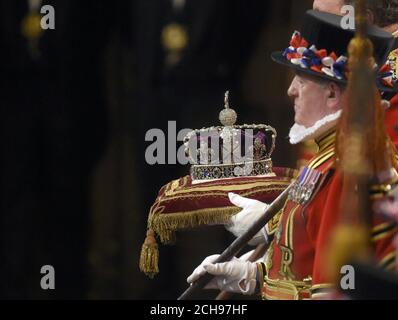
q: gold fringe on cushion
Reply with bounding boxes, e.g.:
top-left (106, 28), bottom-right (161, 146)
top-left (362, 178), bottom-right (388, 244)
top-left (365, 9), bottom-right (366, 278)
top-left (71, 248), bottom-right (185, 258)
top-left (149, 206), bottom-right (241, 244)
top-left (139, 229), bottom-right (159, 278)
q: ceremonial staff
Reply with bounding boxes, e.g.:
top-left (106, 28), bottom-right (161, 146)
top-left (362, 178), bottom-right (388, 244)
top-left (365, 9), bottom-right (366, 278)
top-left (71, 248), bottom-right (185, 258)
top-left (327, 0), bottom-right (394, 279)
top-left (177, 182), bottom-right (294, 300)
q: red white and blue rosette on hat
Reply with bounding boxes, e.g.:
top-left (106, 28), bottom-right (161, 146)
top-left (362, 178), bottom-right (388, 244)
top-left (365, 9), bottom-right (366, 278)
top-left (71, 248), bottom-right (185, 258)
top-left (272, 31), bottom-right (398, 93)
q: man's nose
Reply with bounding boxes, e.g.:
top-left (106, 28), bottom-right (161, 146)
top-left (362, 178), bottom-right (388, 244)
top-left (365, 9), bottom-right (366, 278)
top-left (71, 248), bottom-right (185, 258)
top-left (287, 78), bottom-right (297, 97)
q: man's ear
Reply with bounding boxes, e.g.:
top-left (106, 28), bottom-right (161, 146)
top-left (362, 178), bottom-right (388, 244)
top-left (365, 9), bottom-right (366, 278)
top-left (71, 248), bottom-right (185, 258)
top-left (326, 82), bottom-right (343, 111)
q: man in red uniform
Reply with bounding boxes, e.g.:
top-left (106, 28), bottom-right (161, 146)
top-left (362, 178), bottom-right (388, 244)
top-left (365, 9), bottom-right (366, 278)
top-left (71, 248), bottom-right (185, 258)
top-left (187, 10), bottom-right (398, 299)
top-left (295, 1), bottom-right (398, 167)
top-left (313, 0), bottom-right (398, 147)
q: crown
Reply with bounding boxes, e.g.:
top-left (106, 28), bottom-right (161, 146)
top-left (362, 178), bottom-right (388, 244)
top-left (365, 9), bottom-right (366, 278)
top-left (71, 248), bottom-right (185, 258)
top-left (183, 91), bottom-right (277, 181)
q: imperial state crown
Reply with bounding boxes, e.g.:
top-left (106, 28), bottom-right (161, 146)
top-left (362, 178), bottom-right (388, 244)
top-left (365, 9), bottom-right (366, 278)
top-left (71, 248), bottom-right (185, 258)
top-left (183, 91), bottom-right (277, 181)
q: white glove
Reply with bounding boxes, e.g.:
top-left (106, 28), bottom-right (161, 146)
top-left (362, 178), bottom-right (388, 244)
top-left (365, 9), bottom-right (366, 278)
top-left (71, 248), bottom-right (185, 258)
top-left (226, 193), bottom-right (269, 245)
top-left (187, 254), bottom-right (258, 295)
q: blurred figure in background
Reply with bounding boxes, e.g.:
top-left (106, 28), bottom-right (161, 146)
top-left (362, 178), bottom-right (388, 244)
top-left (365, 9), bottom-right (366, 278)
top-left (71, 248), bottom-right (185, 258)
top-left (313, 0), bottom-right (398, 147)
top-left (0, 0), bottom-right (111, 298)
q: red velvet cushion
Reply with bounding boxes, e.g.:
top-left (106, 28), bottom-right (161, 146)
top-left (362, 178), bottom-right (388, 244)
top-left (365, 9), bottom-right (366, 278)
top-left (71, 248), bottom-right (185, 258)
top-left (147, 167), bottom-right (297, 244)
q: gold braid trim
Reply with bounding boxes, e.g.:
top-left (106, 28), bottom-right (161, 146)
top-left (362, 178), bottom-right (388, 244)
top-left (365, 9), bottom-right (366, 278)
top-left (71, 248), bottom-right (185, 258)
top-left (262, 276), bottom-right (312, 300)
top-left (372, 225), bottom-right (398, 242)
top-left (309, 149), bottom-right (335, 169)
top-left (378, 251), bottom-right (396, 269)
top-left (310, 283), bottom-right (335, 299)
top-left (266, 209), bottom-right (283, 235)
top-left (257, 263), bottom-right (266, 292)
top-left (163, 181), bottom-right (291, 198)
top-left (372, 222), bottom-right (391, 233)
top-left (384, 259), bottom-right (397, 271)
top-left (371, 222), bottom-right (398, 242)
top-left (316, 130), bottom-right (336, 152)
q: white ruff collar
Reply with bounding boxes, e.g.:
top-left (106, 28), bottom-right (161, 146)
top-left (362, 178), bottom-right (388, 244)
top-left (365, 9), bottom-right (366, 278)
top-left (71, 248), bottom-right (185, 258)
top-left (288, 110), bottom-right (342, 145)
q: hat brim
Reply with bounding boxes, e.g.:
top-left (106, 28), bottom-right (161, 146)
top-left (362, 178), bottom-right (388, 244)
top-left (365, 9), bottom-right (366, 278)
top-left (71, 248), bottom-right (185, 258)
top-left (271, 51), bottom-right (398, 93)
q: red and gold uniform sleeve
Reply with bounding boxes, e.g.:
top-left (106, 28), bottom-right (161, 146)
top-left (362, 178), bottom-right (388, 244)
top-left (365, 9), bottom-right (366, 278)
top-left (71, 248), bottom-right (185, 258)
top-left (371, 212), bottom-right (398, 271)
top-left (385, 94), bottom-right (398, 149)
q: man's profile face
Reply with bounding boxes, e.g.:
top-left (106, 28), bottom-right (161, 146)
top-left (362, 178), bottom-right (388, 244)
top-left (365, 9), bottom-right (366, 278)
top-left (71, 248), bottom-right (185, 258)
top-left (287, 73), bottom-right (334, 128)
top-left (313, 0), bottom-right (345, 15)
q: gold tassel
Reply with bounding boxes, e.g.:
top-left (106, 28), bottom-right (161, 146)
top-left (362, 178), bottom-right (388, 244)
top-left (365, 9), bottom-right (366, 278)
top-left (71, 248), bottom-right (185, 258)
top-left (139, 229), bottom-right (159, 279)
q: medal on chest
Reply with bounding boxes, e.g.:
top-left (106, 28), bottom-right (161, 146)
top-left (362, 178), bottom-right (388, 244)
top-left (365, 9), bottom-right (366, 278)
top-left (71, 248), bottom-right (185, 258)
top-left (288, 166), bottom-right (322, 205)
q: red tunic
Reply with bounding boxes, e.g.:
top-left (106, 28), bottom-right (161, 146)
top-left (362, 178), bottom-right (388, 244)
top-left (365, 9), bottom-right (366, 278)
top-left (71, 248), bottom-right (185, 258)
top-left (385, 93), bottom-right (398, 148)
top-left (384, 45), bottom-right (398, 148)
top-left (261, 129), bottom-right (398, 300)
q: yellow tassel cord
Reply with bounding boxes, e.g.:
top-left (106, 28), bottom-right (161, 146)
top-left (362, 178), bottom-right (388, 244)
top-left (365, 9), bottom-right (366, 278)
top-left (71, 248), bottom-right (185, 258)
top-left (139, 229), bottom-right (159, 278)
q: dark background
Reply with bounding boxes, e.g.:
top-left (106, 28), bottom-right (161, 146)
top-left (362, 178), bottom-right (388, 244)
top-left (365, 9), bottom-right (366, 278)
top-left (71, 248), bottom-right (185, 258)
top-left (0, 0), bottom-right (312, 299)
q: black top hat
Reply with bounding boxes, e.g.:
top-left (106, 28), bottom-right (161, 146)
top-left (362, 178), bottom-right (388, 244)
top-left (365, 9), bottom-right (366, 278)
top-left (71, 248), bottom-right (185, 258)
top-left (271, 10), bottom-right (398, 93)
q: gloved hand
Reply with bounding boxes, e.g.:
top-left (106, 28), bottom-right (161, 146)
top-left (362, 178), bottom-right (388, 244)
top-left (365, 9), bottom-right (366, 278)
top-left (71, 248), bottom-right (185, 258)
top-left (187, 254), bottom-right (258, 295)
top-left (226, 193), bottom-right (269, 245)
